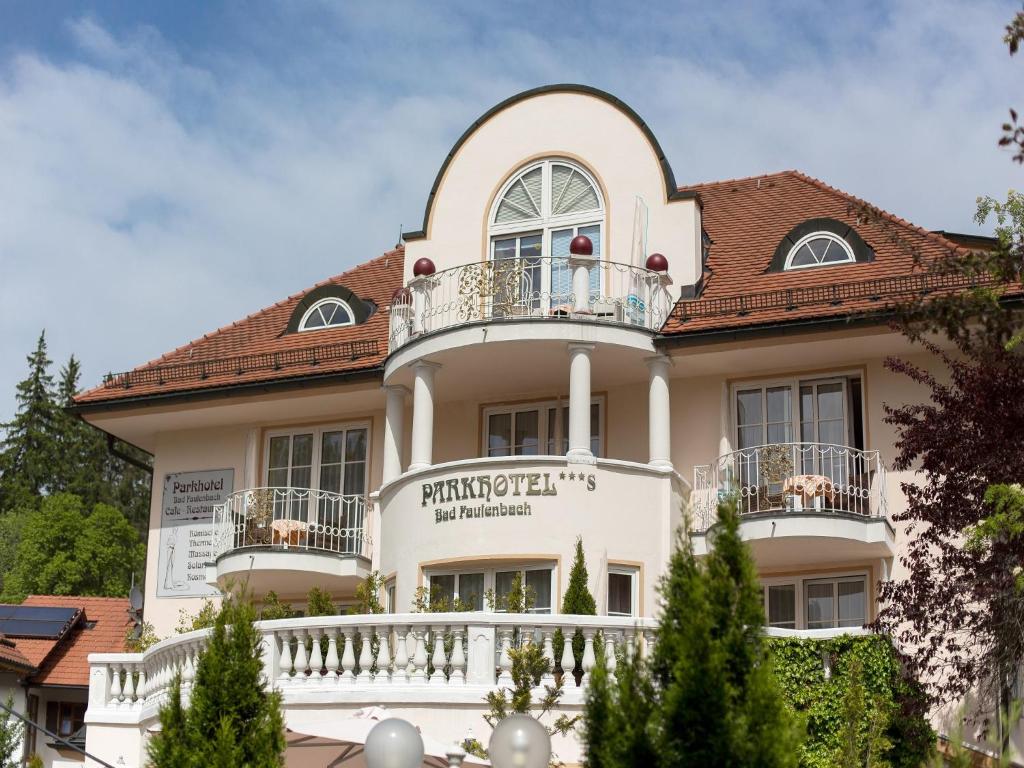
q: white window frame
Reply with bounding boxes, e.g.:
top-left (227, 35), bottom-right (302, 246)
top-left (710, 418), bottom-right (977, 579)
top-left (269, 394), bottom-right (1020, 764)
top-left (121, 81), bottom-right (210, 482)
top-left (759, 571), bottom-right (869, 629)
top-left (482, 396), bottom-right (605, 458)
top-left (731, 372), bottom-right (863, 451)
top-left (297, 297), bottom-right (356, 332)
top-left (783, 231), bottom-right (856, 271)
top-left (804, 574), bottom-right (870, 629)
top-left (263, 422), bottom-right (371, 495)
top-left (423, 564), bottom-right (557, 614)
top-left (488, 158), bottom-right (606, 303)
top-left (606, 566), bottom-right (639, 618)
top-left (385, 580), bottom-right (397, 614)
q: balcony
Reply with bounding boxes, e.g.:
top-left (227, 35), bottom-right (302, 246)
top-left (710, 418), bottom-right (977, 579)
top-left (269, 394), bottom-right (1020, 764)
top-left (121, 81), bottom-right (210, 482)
top-left (691, 442), bottom-right (895, 567)
top-left (209, 488), bottom-right (372, 596)
top-left (388, 256), bottom-right (673, 353)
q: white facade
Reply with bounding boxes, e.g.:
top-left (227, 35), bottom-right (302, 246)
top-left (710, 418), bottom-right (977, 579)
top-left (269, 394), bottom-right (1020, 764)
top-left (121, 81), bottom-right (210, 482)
top-left (77, 86), bottom-right (1004, 765)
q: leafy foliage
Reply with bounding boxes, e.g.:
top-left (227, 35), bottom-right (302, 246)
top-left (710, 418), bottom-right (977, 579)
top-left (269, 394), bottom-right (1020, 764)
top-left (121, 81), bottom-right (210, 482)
top-left (1, 493), bottom-right (144, 600)
top-left (350, 572), bottom-right (384, 614)
top-left (583, 498), bottom-right (802, 768)
top-left (306, 586), bottom-right (336, 616)
top-left (125, 620), bottom-right (161, 652)
top-left (147, 591), bottom-right (285, 768)
top-left (258, 592), bottom-right (297, 621)
top-left (176, 599), bottom-right (219, 634)
top-left (0, 696), bottom-right (24, 768)
top-left (768, 635), bottom-right (933, 768)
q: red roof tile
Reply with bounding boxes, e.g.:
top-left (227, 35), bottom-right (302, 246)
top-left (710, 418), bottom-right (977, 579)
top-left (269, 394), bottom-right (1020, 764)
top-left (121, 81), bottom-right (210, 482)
top-left (19, 596), bottom-right (131, 687)
top-left (0, 636), bottom-right (35, 673)
top-left (75, 249), bottom-right (404, 405)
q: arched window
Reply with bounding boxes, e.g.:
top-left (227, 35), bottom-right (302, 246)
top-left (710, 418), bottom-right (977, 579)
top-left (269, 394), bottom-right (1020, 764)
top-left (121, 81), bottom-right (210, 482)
top-left (298, 298), bottom-right (354, 331)
top-left (784, 232), bottom-right (856, 270)
top-left (488, 159), bottom-right (604, 312)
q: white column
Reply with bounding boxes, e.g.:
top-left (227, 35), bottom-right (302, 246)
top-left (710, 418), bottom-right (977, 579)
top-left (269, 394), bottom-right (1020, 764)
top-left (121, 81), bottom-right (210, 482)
top-left (382, 384), bottom-right (408, 483)
top-left (566, 343), bottom-right (595, 464)
top-left (646, 355), bottom-right (672, 469)
top-left (569, 254), bottom-right (595, 314)
top-left (409, 361), bottom-right (441, 472)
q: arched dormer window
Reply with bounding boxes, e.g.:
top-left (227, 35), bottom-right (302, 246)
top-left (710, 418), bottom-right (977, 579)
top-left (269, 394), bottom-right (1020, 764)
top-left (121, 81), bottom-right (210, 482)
top-left (784, 232), bottom-right (855, 269)
top-left (488, 159), bottom-right (604, 312)
top-left (298, 298), bottom-right (355, 331)
top-left (768, 218), bottom-right (874, 273)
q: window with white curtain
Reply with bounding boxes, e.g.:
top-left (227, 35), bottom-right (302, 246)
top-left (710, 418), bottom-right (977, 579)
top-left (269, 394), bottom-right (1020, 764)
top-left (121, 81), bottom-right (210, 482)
top-left (489, 159), bottom-right (604, 310)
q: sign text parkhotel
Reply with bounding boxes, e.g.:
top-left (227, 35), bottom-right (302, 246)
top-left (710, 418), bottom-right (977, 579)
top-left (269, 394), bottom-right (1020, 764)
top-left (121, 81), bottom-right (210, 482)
top-left (73, 85), bottom-right (999, 765)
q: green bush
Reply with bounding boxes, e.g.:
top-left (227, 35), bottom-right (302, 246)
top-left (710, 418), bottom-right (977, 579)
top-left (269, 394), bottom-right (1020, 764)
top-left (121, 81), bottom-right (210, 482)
top-left (767, 634), bottom-right (934, 768)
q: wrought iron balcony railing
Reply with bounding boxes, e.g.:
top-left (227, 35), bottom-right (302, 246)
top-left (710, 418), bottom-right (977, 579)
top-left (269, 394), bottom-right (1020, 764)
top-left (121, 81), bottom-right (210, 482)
top-left (691, 442), bottom-right (888, 533)
top-left (211, 487), bottom-right (370, 560)
top-left (389, 256), bottom-right (673, 350)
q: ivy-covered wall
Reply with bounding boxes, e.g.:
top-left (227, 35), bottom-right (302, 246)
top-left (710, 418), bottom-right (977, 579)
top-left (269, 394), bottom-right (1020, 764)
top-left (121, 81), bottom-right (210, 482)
top-left (767, 634), bottom-right (935, 768)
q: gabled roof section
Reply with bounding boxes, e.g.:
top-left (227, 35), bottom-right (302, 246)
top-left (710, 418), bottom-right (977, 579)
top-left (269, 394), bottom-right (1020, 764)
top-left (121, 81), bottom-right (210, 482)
top-left (75, 249), bottom-right (404, 407)
top-left (660, 170), bottom-right (995, 337)
top-left (18, 596), bottom-right (131, 687)
top-left (0, 635), bottom-right (36, 674)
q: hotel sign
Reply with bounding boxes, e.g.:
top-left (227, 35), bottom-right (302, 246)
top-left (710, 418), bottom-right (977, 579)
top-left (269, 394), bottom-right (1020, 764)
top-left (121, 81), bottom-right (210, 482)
top-left (424, 469), bottom-right (596, 524)
top-left (156, 469), bottom-right (233, 598)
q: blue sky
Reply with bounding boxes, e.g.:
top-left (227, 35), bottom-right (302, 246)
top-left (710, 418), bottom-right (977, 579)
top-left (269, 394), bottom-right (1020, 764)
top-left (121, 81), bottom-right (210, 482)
top-left (0, 1), bottom-right (1019, 422)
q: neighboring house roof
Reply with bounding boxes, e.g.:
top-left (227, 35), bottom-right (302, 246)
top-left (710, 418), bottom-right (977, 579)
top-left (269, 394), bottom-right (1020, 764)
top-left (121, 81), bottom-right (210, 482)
top-left (0, 635), bottom-right (36, 674)
top-left (660, 170), bottom-right (987, 338)
top-left (72, 170), bottom-right (1005, 407)
top-left (74, 250), bottom-right (403, 407)
top-left (2, 596), bottom-right (131, 687)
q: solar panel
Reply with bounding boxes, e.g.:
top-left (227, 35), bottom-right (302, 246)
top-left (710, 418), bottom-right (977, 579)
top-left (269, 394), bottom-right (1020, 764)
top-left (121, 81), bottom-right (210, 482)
top-left (0, 605), bottom-right (80, 639)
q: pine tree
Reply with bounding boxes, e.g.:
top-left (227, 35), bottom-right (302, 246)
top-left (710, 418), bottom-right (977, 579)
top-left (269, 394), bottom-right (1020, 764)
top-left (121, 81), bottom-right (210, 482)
top-left (148, 591), bottom-right (286, 768)
top-left (582, 497), bottom-right (803, 767)
top-left (0, 332), bottom-right (58, 510)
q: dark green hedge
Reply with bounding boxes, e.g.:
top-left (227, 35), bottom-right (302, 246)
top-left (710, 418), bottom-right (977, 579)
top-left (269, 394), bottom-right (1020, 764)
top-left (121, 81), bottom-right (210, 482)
top-left (767, 634), bottom-right (934, 768)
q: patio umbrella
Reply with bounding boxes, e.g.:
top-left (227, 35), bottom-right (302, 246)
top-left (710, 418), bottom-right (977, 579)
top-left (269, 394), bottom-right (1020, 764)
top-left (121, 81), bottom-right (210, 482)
top-left (285, 706), bottom-right (489, 767)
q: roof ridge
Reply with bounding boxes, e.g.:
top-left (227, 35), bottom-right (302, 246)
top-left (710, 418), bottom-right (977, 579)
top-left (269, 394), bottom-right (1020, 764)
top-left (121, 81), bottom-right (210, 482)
top-left (785, 170), bottom-right (967, 255)
top-left (679, 170), bottom-right (794, 192)
top-left (77, 247), bottom-right (404, 400)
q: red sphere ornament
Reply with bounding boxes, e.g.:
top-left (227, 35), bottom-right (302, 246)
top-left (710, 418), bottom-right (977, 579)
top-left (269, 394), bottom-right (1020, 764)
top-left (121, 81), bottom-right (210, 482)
top-left (569, 235), bottom-right (593, 256)
top-left (412, 257), bottom-right (436, 277)
top-left (646, 252), bottom-right (669, 272)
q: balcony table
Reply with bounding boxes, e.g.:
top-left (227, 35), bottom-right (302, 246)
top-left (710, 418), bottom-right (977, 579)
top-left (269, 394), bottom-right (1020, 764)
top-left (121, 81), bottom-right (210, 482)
top-left (783, 474), bottom-right (836, 511)
top-left (271, 519), bottom-right (306, 548)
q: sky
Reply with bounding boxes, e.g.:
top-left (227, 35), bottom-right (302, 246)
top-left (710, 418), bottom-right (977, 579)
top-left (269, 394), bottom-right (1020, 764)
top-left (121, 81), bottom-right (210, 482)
top-left (0, 0), bottom-right (1020, 422)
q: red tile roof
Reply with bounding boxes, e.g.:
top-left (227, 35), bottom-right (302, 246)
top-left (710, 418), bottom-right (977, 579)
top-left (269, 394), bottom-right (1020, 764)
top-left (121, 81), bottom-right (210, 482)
top-left (75, 250), bottom-right (404, 405)
top-left (72, 170), bottom-right (1009, 406)
top-left (16, 596), bottom-right (131, 687)
top-left (0, 636), bottom-right (35, 673)
top-left (661, 170), bottom-right (989, 336)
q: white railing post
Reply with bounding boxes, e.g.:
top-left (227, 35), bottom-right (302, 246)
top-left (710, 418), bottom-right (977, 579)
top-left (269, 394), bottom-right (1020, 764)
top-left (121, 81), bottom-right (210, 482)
top-left (465, 624), bottom-right (496, 686)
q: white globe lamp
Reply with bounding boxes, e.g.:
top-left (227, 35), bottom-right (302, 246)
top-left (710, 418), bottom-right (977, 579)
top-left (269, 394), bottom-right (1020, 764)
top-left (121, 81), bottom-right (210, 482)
top-left (488, 714), bottom-right (551, 768)
top-left (365, 718), bottom-right (425, 768)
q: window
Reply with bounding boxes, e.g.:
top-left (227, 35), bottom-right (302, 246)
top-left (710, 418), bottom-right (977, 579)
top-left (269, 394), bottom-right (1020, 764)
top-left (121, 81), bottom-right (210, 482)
top-left (485, 398), bottom-right (603, 458)
top-left (607, 568), bottom-right (639, 617)
top-left (425, 565), bottom-right (554, 613)
top-left (489, 159), bottom-right (604, 312)
top-left (759, 574), bottom-right (868, 629)
top-left (46, 701), bottom-right (86, 738)
top-left (784, 232), bottom-right (855, 270)
top-left (386, 581), bottom-right (397, 614)
top-left (297, 297), bottom-right (355, 331)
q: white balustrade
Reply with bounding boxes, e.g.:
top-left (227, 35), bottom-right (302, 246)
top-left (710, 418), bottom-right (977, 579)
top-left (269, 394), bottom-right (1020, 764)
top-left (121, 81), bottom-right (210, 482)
top-left (389, 256), bottom-right (674, 351)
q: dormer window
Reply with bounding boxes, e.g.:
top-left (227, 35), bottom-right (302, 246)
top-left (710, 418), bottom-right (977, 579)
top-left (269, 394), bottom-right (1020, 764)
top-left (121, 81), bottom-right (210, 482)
top-left (489, 159), bottom-right (605, 312)
top-left (298, 298), bottom-right (354, 331)
top-left (784, 232), bottom-right (855, 270)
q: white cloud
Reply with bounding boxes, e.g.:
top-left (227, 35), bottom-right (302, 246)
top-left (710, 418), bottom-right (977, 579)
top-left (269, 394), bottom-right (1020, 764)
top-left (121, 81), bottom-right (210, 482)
top-left (0, 0), bottom-right (1019, 421)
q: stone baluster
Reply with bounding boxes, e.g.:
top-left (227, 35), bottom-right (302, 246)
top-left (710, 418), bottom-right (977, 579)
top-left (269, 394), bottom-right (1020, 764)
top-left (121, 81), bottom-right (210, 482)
top-left (324, 629), bottom-right (340, 680)
top-left (341, 630), bottom-right (356, 682)
top-left (182, 644), bottom-right (196, 690)
top-left (293, 630), bottom-right (309, 681)
top-left (278, 631), bottom-right (294, 682)
top-left (357, 631), bottom-right (373, 683)
top-left (109, 664), bottom-right (123, 707)
top-left (580, 629), bottom-right (596, 687)
top-left (603, 630), bottom-right (618, 684)
top-left (122, 663), bottom-right (136, 706)
top-left (374, 627), bottom-right (392, 684)
top-left (540, 628), bottom-right (556, 687)
top-left (392, 627), bottom-right (409, 685)
top-left (135, 666), bottom-right (147, 704)
top-left (448, 628), bottom-right (465, 685)
top-left (410, 627), bottom-right (428, 683)
top-left (308, 628), bottom-right (324, 683)
top-left (559, 627), bottom-right (576, 687)
top-left (497, 628), bottom-right (513, 687)
top-left (429, 626), bottom-right (447, 684)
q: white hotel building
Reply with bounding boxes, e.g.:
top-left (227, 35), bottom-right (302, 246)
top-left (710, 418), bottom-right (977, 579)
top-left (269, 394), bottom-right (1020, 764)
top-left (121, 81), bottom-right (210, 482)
top-left (72, 86), bottom-right (995, 765)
